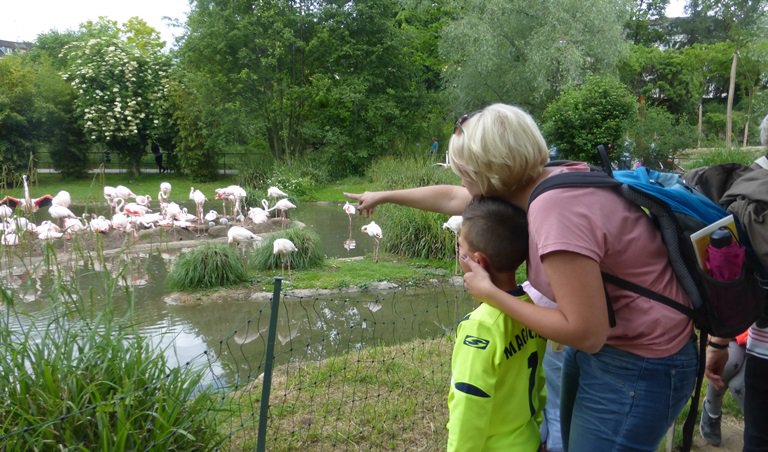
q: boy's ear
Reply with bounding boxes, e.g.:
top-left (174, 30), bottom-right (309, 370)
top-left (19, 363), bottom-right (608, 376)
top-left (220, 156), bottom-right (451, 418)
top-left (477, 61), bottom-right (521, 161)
top-left (473, 252), bottom-right (492, 272)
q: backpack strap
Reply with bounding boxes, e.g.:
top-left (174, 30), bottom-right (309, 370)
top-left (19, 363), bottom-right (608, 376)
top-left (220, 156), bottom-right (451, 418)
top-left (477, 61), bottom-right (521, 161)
top-left (596, 144), bottom-right (613, 176)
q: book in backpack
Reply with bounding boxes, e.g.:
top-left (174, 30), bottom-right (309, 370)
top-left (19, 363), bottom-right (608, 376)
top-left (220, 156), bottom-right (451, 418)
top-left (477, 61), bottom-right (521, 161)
top-left (530, 145), bottom-right (767, 339)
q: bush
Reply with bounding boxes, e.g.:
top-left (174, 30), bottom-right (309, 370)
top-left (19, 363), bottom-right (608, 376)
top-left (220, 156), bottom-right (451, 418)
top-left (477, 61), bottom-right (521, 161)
top-left (686, 147), bottom-right (762, 169)
top-left (251, 227), bottom-right (325, 272)
top-left (0, 284), bottom-right (223, 449)
top-left (627, 106), bottom-right (697, 168)
top-left (167, 243), bottom-right (249, 290)
top-left (542, 75), bottom-right (637, 164)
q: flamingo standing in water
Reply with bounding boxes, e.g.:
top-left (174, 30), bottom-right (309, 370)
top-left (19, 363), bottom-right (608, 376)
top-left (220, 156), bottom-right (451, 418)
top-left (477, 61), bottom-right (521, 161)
top-left (158, 182), bottom-right (172, 215)
top-left (267, 198), bottom-right (297, 228)
top-left (361, 221), bottom-right (383, 263)
top-left (189, 187), bottom-right (207, 223)
top-left (342, 202), bottom-right (356, 236)
top-left (273, 238), bottom-right (298, 277)
top-left (442, 215), bottom-right (463, 275)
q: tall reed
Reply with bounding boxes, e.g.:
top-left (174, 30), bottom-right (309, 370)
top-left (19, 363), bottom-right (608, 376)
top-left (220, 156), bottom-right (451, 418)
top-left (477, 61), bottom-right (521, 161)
top-left (250, 227), bottom-right (325, 272)
top-left (0, 264), bottom-right (225, 449)
top-left (368, 155), bottom-right (460, 260)
top-left (167, 243), bottom-right (249, 290)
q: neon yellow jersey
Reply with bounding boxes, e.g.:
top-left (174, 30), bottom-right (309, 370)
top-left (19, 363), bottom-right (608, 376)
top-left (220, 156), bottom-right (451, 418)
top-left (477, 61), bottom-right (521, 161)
top-left (447, 290), bottom-right (546, 452)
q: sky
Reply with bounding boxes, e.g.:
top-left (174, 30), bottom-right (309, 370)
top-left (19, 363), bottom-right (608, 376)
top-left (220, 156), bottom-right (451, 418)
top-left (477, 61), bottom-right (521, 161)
top-left (2, 0), bottom-right (687, 48)
top-left (0, 0), bottom-right (191, 49)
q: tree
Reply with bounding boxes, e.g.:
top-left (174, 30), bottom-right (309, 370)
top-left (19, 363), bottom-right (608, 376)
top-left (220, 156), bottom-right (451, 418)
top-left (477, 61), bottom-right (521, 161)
top-left (438, 0), bottom-right (632, 116)
top-left (625, 0), bottom-right (671, 46)
top-left (685, 0), bottom-right (767, 147)
top-left (542, 75), bottom-right (638, 164)
top-left (0, 55), bottom-right (37, 180)
top-left (60, 18), bottom-right (171, 176)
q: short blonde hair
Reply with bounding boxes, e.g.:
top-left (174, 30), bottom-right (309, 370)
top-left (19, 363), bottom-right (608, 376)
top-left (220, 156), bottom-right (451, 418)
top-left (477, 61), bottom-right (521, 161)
top-left (761, 113), bottom-right (768, 147)
top-left (448, 104), bottom-right (549, 195)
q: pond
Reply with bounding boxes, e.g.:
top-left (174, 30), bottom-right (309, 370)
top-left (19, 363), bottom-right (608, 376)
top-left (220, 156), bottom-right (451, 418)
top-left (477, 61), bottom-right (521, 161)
top-left (2, 202), bottom-right (472, 388)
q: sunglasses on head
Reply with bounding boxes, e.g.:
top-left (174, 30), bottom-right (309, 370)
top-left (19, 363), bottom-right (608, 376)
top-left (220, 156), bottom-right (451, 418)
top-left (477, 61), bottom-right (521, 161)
top-left (453, 111), bottom-right (480, 136)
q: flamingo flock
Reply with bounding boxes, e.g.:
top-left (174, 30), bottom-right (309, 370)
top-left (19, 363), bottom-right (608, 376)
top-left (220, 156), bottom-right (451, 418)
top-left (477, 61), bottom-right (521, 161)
top-left (2, 177), bottom-right (396, 274)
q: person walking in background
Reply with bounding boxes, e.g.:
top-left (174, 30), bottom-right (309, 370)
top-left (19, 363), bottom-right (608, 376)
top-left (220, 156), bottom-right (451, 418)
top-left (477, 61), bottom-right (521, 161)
top-left (346, 103), bottom-right (697, 451)
top-left (430, 136), bottom-right (439, 156)
top-left (700, 331), bottom-right (747, 446)
top-left (151, 142), bottom-right (167, 173)
top-left (447, 196), bottom-right (546, 451)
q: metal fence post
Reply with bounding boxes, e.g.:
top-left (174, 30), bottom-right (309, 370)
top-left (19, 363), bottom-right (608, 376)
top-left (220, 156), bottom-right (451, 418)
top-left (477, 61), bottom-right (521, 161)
top-left (256, 276), bottom-right (282, 452)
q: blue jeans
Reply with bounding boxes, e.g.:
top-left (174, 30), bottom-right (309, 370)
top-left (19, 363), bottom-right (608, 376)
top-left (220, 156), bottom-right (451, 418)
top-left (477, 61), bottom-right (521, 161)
top-left (542, 343), bottom-right (565, 452)
top-left (560, 338), bottom-right (697, 452)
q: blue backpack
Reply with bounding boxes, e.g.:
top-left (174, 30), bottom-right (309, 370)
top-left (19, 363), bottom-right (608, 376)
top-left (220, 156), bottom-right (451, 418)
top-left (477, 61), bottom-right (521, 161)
top-left (529, 146), bottom-right (767, 452)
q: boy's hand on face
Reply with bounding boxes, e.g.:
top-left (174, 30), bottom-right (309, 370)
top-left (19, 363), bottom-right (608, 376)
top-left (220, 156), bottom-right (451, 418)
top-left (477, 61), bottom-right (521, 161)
top-left (461, 255), bottom-right (496, 301)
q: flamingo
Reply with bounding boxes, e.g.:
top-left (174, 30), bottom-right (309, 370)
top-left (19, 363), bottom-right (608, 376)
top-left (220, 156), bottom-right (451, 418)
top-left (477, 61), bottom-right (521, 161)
top-left (189, 187), bottom-right (207, 222)
top-left (1, 231), bottom-right (20, 246)
top-left (49, 204), bottom-right (77, 227)
top-left (158, 182), bottom-right (172, 214)
top-left (204, 209), bottom-right (219, 227)
top-left (89, 216), bottom-right (112, 233)
top-left (361, 221), bottom-right (383, 263)
top-left (52, 190), bottom-right (71, 208)
top-left (268, 198), bottom-right (297, 227)
top-left (215, 185), bottom-right (247, 220)
top-left (0, 204), bottom-right (12, 221)
top-left (114, 185), bottom-right (137, 201)
top-left (442, 215), bottom-right (463, 275)
top-left (273, 238), bottom-right (298, 277)
top-left (135, 194), bottom-right (152, 207)
top-left (1, 175), bottom-right (53, 214)
top-left (267, 186), bottom-right (289, 199)
top-left (36, 221), bottom-right (64, 240)
top-left (343, 202), bottom-right (356, 236)
top-left (247, 206), bottom-right (269, 225)
top-left (227, 225), bottom-right (262, 246)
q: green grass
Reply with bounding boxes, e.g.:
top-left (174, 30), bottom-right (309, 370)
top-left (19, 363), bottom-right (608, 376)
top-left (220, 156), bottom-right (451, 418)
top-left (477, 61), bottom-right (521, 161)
top-left (12, 172), bottom-right (241, 206)
top-left (247, 253), bottom-right (455, 292)
top-left (224, 337), bottom-right (453, 450)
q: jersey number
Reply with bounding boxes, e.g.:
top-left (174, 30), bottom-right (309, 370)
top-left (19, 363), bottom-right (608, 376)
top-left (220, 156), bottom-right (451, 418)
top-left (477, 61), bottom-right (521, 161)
top-left (527, 351), bottom-right (540, 416)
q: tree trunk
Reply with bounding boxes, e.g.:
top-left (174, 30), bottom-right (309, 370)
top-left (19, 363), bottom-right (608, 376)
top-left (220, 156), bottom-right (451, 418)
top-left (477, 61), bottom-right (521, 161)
top-left (725, 48), bottom-right (739, 148)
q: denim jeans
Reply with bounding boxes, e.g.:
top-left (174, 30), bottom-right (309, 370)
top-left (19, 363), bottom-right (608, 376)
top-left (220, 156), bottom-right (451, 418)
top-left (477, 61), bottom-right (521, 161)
top-left (541, 343), bottom-right (565, 452)
top-left (560, 338), bottom-right (697, 452)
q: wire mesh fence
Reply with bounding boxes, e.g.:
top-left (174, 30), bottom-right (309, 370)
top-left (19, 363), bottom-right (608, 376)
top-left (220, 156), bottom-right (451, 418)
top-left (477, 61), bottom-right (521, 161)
top-left (1, 275), bottom-right (473, 450)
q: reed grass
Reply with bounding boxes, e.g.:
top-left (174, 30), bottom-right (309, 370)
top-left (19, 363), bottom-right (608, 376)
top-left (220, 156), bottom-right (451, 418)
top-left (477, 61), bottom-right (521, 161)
top-left (366, 155), bottom-right (460, 260)
top-left (684, 147), bottom-right (761, 169)
top-left (0, 268), bottom-right (225, 449)
top-left (167, 243), bottom-right (249, 290)
top-left (250, 227), bottom-right (325, 273)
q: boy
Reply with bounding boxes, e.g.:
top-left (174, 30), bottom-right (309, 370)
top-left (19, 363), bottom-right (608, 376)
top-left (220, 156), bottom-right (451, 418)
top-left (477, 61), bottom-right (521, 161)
top-left (447, 196), bottom-right (546, 451)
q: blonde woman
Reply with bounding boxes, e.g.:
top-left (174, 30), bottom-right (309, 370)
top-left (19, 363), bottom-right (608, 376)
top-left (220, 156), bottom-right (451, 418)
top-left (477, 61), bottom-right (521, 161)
top-left (345, 103), bottom-right (697, 451)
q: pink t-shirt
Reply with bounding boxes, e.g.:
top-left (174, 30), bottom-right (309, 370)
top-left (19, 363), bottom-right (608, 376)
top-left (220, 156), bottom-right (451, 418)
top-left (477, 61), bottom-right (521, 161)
top-left (527, 163), bottom-right (693, 357)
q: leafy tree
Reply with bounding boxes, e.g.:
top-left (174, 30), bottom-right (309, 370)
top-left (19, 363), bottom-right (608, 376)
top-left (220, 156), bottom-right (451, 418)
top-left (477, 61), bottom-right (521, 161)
top-left (59, 18), bottom-right (171, 176)
top-left (542, 75), bottom-right (638, 164)
top-left (0, 55), bottom-right (36, 179)
top-left (438, 0), bottom-right (632, 116)
top-left (685, 0), bottom-right (767, 146)
top-left (628, 105), bottom-right (696, 167)
top-left (626, 0), bottom-right (671, 46)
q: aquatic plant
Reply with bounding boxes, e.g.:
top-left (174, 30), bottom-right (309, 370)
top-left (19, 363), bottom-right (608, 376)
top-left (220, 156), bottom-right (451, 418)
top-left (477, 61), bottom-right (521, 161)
top-left (167, 243), bottom-right (249, 290)
top-left (250, 227), bottom-right (324, 272)
top-left (0, 275), bottom-right (224, 449)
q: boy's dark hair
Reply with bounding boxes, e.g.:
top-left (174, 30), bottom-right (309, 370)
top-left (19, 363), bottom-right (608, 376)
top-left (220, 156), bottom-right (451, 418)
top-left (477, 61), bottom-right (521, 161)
top-left (462, 196), bottom-right (528, 273)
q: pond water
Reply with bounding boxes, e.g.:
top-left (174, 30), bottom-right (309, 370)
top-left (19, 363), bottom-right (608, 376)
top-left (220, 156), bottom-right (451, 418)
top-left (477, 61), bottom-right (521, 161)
top-left (2, 202), bottom-right (471, 388)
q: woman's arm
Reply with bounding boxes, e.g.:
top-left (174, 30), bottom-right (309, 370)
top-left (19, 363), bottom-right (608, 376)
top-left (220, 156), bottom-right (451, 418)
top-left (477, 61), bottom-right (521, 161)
top-left (344, 185), bottom-right (471, 217)
top-left (461, 252), bottom-right (610, 353)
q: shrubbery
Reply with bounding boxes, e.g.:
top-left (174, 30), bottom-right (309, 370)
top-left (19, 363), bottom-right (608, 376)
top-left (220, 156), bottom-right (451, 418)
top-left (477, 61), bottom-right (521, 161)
top-left (167, 243), bottom-right (249, 290)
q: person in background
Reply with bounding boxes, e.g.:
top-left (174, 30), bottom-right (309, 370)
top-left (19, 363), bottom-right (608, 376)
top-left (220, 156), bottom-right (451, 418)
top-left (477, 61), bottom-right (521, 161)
top-left (151, 142), bottom-right (167, 173)
top-left (706, 112), bottom-right (768, 451)
top-left (700, 330), bottom-right (747, 446)
top-left (447, 196), bottom-right (546, 451)
top-left (345, 103), bottom-right (697, 451)
top-left (430, 136), bottom-right (439, 156)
